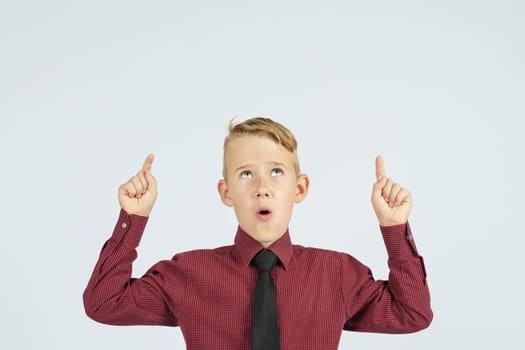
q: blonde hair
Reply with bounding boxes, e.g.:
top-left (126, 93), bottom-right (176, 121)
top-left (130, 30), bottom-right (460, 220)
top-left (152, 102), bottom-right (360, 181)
top-left (222, 117), bottom-right (301, 179)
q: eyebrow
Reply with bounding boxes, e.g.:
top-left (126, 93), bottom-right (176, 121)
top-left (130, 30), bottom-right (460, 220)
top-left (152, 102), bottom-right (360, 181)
top-left (234, 162), bottom-right (288, 174)
top-left (269, 161), bottom-right (288, 169)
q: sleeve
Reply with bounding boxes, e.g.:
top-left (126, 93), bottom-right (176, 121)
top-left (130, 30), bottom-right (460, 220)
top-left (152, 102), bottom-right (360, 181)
top-left (82, 209), bottom-right (185, 326)
top-left (341, 222), bottom-right (432, 334)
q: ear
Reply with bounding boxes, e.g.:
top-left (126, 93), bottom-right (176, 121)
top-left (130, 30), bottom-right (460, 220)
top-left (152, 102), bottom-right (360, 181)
top-left (217, 179), bottom-right (233, 207)
top-left (294, 174), bottom-right (310, 203)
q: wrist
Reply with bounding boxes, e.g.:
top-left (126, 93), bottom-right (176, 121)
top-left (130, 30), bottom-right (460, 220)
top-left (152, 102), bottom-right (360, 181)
top-left (122, 207), bottom-right (151, 217)
top-left (379, 219), bottom-right (407, 228)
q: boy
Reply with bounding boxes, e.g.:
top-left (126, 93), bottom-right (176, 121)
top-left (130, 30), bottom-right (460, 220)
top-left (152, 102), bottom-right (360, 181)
top-left (83, 118), bottom-right (432, 349)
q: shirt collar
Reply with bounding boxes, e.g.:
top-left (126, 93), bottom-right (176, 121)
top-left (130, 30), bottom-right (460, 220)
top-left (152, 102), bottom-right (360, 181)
top-left (234, 226), bottom-right (293, 270)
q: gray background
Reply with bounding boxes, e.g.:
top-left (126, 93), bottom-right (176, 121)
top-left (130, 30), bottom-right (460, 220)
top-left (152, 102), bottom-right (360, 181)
top-left (1, 0), bottom-right (524, 349)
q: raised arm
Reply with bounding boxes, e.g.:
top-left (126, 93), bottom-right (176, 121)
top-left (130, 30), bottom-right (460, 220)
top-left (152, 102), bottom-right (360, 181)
top-left (342, 156), bottom-right (432, 333)
top-left (83, 155), bottom-right (182, 326)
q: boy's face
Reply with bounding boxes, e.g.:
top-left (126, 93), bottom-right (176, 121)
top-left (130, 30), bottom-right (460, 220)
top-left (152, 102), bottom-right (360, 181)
top-left (218, 135), bottom-right (309, 248)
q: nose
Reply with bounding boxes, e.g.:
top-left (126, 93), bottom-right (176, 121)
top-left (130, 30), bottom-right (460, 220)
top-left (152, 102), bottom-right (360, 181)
top-left (255, 177), bottom-right (270, 198)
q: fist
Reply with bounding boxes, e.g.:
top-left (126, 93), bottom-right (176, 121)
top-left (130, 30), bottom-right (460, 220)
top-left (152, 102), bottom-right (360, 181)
top-left (118, 154), bottom-right (158, 217)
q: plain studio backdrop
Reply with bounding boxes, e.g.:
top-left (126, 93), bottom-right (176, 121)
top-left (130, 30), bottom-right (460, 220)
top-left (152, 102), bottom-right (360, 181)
top-left (1, 1), bottom-right (523, 349)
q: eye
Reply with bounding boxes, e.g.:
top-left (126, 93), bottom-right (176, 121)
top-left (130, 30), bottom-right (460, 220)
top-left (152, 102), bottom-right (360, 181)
top-left (240, 170), bottom-right (252, 179)
top-left (271, 168), bottom-right (283, 176)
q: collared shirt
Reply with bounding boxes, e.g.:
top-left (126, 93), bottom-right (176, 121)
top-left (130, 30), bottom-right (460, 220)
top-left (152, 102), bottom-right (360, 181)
top-left (83, 210), bottom-right (432, 350)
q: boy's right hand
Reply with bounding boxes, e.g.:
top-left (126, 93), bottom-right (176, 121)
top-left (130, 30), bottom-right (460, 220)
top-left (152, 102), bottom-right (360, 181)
top-left (118, 154), bottom-right (158, 217)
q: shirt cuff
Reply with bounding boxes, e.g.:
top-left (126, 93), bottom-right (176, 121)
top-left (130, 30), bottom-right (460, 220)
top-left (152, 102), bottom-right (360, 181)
top-left (110, 209), bottom-right (149, 248)
top-left (380, 222), bottom-right (420, 258)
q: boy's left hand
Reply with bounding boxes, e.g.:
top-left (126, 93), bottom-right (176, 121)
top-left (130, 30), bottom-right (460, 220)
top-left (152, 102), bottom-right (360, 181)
top-left (371, 156), bottom-right (412, 227)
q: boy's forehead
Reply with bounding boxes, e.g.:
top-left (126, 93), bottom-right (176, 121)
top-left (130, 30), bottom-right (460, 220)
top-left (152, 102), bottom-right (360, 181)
top-left (225, 135), bottom-right (293, 164)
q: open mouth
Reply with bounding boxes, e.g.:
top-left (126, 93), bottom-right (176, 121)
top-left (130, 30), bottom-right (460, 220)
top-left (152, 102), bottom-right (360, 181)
top-left (256, 208), bottom-right (272, 220)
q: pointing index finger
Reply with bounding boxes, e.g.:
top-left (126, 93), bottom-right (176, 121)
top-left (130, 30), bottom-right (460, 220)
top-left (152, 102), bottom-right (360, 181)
top-left (375, 155), bottom-right (385, 180)
top-left (142, 153), bottom-right (155, 172)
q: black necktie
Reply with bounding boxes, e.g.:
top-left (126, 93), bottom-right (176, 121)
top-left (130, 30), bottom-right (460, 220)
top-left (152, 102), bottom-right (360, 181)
top-left (251, 249), bottom-right (280, 350)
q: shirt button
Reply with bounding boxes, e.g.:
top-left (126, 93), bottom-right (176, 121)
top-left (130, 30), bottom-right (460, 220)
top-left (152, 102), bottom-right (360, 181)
top-left (121, 223), bottom-right (128, 229)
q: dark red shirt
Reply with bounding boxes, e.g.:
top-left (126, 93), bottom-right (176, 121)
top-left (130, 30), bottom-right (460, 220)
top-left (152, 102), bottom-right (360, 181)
top-left (83, 210), bottom-right (432, 349)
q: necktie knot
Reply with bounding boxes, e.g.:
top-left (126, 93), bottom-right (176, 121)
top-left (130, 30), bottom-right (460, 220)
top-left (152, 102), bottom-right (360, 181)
top-left (253, 249), bottom-right (279, 272)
